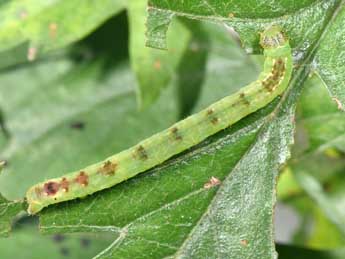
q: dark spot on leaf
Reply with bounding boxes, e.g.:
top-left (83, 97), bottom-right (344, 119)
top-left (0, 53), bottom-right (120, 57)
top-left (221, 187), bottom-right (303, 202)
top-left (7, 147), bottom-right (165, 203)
top-left (70, 121), bottom-right (85, 130)
top-left (60, 247), bottom-right (69, 256)
top-left (52, 234), bottom-right (65, 243)
top-left (80, 238), bottom-right (91, 248)
top-left (240, 239), bottom-right (248, 246)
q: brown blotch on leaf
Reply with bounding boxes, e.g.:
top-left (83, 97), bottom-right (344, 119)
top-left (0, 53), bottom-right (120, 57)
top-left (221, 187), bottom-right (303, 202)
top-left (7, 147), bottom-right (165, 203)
top-left (80, 238), bottom-right (91, 248)
top-left (240, 239), bottom-right (248, 246)
top-left (27, 47), bottom-right (37, 62)
top-left (98, 160), bottom-right (117, 176)
top-left (49, 22), bottom-right (58, 38)
top-left (60, 177), bottom-right (69, 192)
top-left (154, 59), bottom-right (161, 70)
top-left (43, 181), bottom-right (60, 196)
top-left (53, 234), bottom-right (65, 243)
top-left (75, 171), bottom-right (88, 186)
top-left (70, 121), bottom-right (85, 130)
top-left (135, 145), bottom-right (148, 160)
top-left (204, 176), bottom-right (221, 189)
top-left (170, 127), bottom-right (182, 141)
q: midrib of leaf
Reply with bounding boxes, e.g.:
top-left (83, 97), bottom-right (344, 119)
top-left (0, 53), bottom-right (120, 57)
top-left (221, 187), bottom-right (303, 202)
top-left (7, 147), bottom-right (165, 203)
top-left (168, 1), bottom-right (345, 258)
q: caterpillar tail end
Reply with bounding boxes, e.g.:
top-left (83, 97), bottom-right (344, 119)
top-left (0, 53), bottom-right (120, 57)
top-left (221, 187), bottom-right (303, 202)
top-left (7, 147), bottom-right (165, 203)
top-left (26, 188), bottom-right (45, 215)
top-left (27, 199), bottom-right (44, 215)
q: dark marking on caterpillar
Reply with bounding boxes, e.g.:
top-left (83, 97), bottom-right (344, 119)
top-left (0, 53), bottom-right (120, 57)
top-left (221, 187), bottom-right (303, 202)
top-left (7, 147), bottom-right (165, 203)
top-left (134, 145), bottom-right (148, 160)
top-left (75, 171), bottom-right (88, 186)
top-left (262, 58), bottom-right (286, 92)
top-left (60, 177), bottom-right (69, 192)
top-left (170, 127), bottom-right (182, 141)
top-left (239, 93), bottom-right (250, 106)
top-left (206, 109), bottom-right (219, 125)
top-left (43, 181), bottom-right (60, 196)
top-left (98, 160), bottom-right (117, 176)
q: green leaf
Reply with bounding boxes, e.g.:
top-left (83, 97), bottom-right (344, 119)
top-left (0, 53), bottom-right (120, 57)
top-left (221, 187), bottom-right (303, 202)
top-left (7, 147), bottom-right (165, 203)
top-left (0, 163), bottom-right (23, 237)
top-left (294, 171), bottom-right (345, 235)
top-left (0, 0), bottom-right (125, 54)
top-left (297, 74), bottom-right (345, 153)
top-left (0, 196), bottom-right (23, 237)
top-left (314, 4), bottom-right (345, 111)
top-left (0, 223), bottom-right (114, 258)
top-left (128, 0), bottom-right (191, 108)
top-left (146, 0), bottom-right (339, 54)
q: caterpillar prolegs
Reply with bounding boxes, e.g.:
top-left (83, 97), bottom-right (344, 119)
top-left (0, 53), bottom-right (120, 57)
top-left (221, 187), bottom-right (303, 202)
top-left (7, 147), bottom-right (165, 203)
top-left (26, 26), bottom-right (293, 214)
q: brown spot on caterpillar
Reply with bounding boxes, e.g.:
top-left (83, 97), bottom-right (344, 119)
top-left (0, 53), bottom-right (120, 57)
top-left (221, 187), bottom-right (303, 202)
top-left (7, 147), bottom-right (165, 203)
top-left (206, 109), bottom-right (219, 124)
top-left (204, 176), bottom-right (221, 189)
top-left (170, 127), bottom-right (182, 141)
top-left (206, 108), bottom-right (214, 115)
top-left (262, 58), bottom-right (286, 92)
top-left (134, 145), bottom-right (148, 160)
top-left (239, 93), bottom-right (250, 105)
top-left (70, 121), bottom-right (85, 130)
top-left (211, 117), bottom-right (219, 124)
top-left (43, 181), bottom-right (60, 196)
top-left (98, 160), bottom-right (117, 176)
top-left (60, 177), bottom-right (69, 192)
top-left (75, 171), bottom-right (88, 186)
top-left (240, 239), bottom-right (248, 246)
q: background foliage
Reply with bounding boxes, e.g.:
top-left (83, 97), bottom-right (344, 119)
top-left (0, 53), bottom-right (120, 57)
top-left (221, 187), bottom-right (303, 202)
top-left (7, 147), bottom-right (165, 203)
top-left (0, 0), bottom-right (345, 258)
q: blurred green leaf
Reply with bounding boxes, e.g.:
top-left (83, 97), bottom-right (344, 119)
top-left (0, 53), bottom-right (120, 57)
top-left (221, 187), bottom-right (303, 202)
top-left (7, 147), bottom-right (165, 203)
top-left (0, 196), bottom-right (23, 238)
top-left (296, 74), bottom-right (345, 153)
top-left (314, 4), bottom-right (345, 111)
top-left (128, 0), bottom-right (191, 109)
top-left (0, 0), bottom-right (125, 54)
top-left (0, 222), bottom-right (114, 258)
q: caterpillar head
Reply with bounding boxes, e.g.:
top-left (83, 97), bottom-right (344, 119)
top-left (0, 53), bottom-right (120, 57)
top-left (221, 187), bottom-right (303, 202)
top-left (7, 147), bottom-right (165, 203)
top-left (260, 25), bottom-right (287, 49)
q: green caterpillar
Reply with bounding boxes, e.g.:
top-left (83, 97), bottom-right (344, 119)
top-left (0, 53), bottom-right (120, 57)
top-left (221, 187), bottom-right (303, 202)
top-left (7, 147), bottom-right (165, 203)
top-left (26, 26), bottom-right (292, 214)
